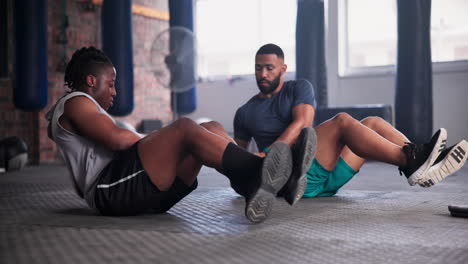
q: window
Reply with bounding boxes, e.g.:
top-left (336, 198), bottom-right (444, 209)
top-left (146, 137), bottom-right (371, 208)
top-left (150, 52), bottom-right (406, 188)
top-left (195, 0), bottom-right (297, 79)
top-left (345, 0), bottom-right (397, 69)
top-left (340, 0), bottom-right (468, 76)
top-left (431, 0), bottom-right (468, 63)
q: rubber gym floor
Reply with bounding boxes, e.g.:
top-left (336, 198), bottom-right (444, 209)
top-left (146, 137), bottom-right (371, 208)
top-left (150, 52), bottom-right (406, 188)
top-left (1, 161), bottom-right (467, 264)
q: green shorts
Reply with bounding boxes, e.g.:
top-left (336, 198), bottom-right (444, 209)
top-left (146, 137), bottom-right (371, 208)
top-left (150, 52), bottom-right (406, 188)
top-left (303, 157), bottom-right (359, 198)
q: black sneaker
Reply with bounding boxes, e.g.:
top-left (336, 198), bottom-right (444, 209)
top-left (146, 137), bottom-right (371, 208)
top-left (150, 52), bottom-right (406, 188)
top-left (418, 140), bottom-right (467, 187)
top-left (398, 128), bottom-right (447, 185)
top-left (245, 141), bottom-right (292, 223)
top-left (279, 127), bottom-right (317, 206)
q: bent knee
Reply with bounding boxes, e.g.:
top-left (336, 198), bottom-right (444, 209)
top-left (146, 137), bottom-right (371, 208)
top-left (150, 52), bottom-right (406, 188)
top-left (332, 112), bottom-right (354, 125)
top-left (361, 116), bottom-right (386, 129)
top-left (174, 117), bottom-right (198, 130)
top-left (200, 121), bottom-right (223, 131)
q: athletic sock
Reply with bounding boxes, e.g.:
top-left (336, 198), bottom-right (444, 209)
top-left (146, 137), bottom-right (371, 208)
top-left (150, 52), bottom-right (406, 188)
top-left (221, 143), bottom-right (262, 197)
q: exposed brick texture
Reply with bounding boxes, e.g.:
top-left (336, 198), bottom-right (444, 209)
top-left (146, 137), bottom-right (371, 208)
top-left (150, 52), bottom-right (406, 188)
top-left (0, 0), bottom-right (172, 164)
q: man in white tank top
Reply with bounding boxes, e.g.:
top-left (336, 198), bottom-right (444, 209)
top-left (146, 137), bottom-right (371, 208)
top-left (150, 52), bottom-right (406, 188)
top-left (45, 46), bottom-right (313, 223)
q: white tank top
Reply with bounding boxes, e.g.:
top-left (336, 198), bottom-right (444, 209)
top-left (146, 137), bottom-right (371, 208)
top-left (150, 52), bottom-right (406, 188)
top-left (46, 91), bottom-right (114, 208)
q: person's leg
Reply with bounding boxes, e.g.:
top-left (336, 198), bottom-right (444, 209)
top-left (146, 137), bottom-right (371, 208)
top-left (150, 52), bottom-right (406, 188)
top-left (304, 115), bottom-right (403, 199)
top-left (314, 113), bottom-right (406, 171)
top-left (315, 113), bottom-right (447, 186)
top-left (138, 118), bottom-right (230, 191)
top-left (95, 120), bottom-right (239, 216)
top-left (196, 122), bottom-right (261, 196)
top-left (175, 121), bottom-right (234, 186)
top-left (341, 116), bottom-right (409, 171)
top-left (197, 121), bottom-right (279, 199)
top-left (338, 116), bottom-right (464, 188)
top-left (199, 121), bottom-right (236, 144)
top-left (138, 117), bottom-right (292, 223)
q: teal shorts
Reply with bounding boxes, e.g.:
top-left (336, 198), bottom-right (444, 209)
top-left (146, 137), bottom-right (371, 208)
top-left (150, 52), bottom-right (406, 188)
top-left (303, 157), bottom-right (359, 198)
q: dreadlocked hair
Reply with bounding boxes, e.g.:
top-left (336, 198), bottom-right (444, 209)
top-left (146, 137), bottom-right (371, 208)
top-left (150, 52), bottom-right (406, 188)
top-left (64, 47), bottom-right (113, 91)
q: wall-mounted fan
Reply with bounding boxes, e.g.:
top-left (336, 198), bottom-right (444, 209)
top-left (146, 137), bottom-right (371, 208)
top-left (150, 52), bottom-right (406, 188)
top-left (149, 26), bottom-right (197, 120)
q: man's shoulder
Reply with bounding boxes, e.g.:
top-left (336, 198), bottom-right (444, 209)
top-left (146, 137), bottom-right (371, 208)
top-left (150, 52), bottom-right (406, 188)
top-left (64, 92), bottom-right (107, 113)
top-left (285, 79), bottom-right (313, 89)
top-left (47, 92), bottom-right (90, 117)
top-left (284, 80), bottom-right (315, 98)
top-left (65, 95), bottom-right (95, 109)
top-left (64, 91), bottom-right (96, 103)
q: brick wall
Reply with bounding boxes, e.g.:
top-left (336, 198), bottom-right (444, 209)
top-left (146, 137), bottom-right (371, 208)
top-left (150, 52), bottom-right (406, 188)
top-left (0, 0), bottom-right (41, 163)
top-left (0, 0), bottom-right (172, 164)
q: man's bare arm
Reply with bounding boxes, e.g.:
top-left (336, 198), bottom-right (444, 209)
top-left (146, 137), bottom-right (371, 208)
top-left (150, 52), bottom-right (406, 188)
top-left (275, 104), bottom-right (315, 146)
top-left (63, 96), bottom-right (141, 151)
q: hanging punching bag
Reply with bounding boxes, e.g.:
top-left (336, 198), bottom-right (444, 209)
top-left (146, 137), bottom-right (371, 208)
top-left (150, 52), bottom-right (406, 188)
top-left (169, 0), bottom-right (197, 115)
top-left (296, 0), bottom-right (327, 109)
top-left (395, 0), bottom-right (433, 143)
top-left (13, 0), bottom-right (48, 111)
top-left (102, 0), bottom-right (134, 116)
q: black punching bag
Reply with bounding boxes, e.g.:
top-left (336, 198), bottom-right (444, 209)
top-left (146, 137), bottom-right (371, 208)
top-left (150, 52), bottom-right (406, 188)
top-left (395, 0), bottom-right (433, 143)
top-left (13, 0), bottom-right (48, 111)
top-left (168, 0), bottom-right (197, 115)
top-left (296, 0), bottom-right (327, 109)
top-left (102, 0), bottom-right (134, 116)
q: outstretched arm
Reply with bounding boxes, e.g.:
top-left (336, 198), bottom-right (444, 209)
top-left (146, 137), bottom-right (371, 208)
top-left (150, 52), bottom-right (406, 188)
top-left (62, 96), bottom-right (141, 151)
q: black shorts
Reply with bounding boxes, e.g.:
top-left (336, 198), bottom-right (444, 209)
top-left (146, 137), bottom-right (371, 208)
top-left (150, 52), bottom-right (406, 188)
top-left (94, 142), bottom-right (198, 216)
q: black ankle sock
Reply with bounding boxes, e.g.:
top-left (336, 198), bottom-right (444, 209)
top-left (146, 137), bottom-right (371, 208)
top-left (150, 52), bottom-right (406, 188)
top-left (221, 143), bottom-right (262, 197)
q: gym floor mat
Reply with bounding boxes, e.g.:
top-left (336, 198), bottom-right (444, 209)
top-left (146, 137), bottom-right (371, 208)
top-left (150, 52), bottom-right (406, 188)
top-left (1, 162), bottom-right (467, 264)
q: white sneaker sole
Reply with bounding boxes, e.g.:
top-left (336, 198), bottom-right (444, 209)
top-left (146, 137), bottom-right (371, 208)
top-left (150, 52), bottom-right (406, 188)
top-left (418, 140), bottom-right (467, 187)
top-left (407, 128), bottom-right (447, 186)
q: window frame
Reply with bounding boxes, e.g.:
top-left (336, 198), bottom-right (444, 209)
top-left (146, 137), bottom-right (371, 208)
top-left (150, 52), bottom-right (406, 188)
top-left (338, 0), bottom-right (468, 78)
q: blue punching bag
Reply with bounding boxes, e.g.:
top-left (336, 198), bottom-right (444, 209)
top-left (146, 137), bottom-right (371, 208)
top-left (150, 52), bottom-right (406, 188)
top-left (13, 0), bottom-right (48, 111)
top-left (169, 0), bottom-right (197, 115)
top-left (102, 0), bottom-right (134, 116)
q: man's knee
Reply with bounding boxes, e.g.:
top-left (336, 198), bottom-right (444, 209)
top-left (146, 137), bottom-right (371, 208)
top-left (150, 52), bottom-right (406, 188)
top-left (200, 121), bottom-right (223, 132)
top-left (332, 112), bottom-right (354, 126)
top-left (360, 116), bottom-right (385, 129)
top-left (174, 117), bottom-right (198, 131)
